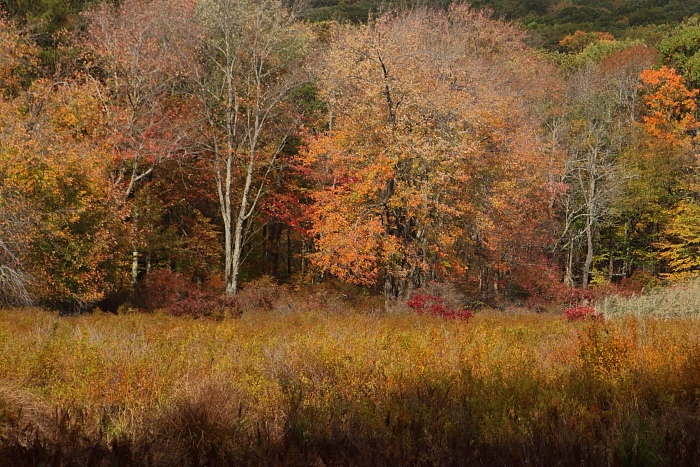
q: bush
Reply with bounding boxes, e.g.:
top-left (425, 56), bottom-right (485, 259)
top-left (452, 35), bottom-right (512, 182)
top-left (137, 269), bottom-right (225, 318)
top-left (167, 289), bottom-right (221, 318)
top-left (407, 293), bottom-right (473, 321)
top-left (564, 305), bottom-right (600, 321)
top-left (147, 378), bottom-right (249, 465)
top-left (232, 275), bottom-right (291, 315)
top-left (136, 269), bottom-right (189, 312)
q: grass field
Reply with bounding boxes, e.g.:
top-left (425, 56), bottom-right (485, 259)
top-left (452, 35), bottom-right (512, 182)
top-left (1, 296), bottom-right (700, 466)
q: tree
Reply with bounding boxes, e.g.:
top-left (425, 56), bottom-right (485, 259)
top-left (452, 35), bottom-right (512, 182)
top-left (655, 200), bottom-right (700, 280)
top-left (0, 77), bottom-right (120, 310)
top-left (0, 187), bottom-right (33, 307)
top-left (0, 17), bottom-right (37, 306)
top-left (636, 66), bottom-right (700, 280)
top-left (0, 15), bottom-right (37, 97)
top-left (304, 6), bottom-right (554, 305)
top-left (658, 17), bottom-right (700, 89)
top-left (191, 0), bottom-right (312, 295)
top-left (555, 45), bottom-right (656, 288)
top-left (638, 66), bottom-right (699, 145)
top-left (84, 0), bottom-right (198, 290)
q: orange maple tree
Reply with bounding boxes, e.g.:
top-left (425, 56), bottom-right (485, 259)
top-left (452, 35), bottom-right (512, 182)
top-left (639, 66), bottom-right (699, 145)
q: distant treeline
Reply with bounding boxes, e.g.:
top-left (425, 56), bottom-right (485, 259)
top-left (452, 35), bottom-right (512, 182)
top-left (2, 0), bottom-right (698, 48)
top-left (304, 0), bottom-right (700, 46)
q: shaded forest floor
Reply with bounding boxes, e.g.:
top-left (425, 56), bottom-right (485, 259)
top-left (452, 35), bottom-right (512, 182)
top-left (2, 302), bottom-right (700, 466)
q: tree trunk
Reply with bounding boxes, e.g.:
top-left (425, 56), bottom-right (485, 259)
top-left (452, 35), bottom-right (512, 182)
top-left (130, 207), bottom-right (139, 292)
top-left (582, 170), bottom-right (596, 289)
top-left (583, 224), bottom-right (593, 288)
top-left (564, 237), bottom-right (575, 288)
top-left (287, 227), bottom-right (292, 277)
top-left (227, 147), bottom-right (256, 295)
top-left (384, 273), bottom-right (398, 311)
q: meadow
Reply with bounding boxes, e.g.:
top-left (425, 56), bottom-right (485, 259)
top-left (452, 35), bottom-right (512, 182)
top-left (2, 287), bottom-right (700, 466)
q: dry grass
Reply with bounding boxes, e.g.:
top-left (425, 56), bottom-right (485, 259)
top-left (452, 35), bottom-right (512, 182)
top-left (598, 278), bottom-right (700, 319)
top-left (0, 305), bottom-right (700, 465)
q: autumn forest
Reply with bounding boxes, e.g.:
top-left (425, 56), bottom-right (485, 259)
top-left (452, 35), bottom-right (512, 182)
top-left (5, 1), bottom-right (700, 465)
top-left (2, 0), bottom-right (700, 312)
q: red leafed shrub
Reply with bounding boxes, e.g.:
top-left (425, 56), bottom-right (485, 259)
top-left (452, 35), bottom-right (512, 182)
top-left (564, 305), bottom-right (601, 321)
top-left (407, 294), bottom-right (473, 321)
top-left (137, 269), bottom-right (233, 318)
top-left (167, 289), bottom-right (218, 318)
top-left (137, 269), bottom-right (189, 311)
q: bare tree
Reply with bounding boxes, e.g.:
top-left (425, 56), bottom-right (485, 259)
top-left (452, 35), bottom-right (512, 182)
top-left (558, 51), bottom-right (649, 288)
top-left (192, 0), bottom-right (311, 295)
top-left (0, 260), bottom-right (32, 307)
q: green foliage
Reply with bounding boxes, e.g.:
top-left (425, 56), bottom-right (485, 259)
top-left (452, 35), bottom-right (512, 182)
top-left (1, 0), bottom-right (104, 32)
top-left (302, 0), bottom-right (699, 50)
top-left (659, 16), bottom-right (700, 88)
top-left (551, 37), bottom-right (645, 70)
top-left (303, 0), bottom-right (452, 23)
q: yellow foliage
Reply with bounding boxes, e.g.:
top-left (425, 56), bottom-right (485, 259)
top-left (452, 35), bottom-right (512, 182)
top-left (656, 200), bottom-right (700, 280)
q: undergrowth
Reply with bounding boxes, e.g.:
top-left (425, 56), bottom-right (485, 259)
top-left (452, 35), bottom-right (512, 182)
top-left (1, 307), bottom-right (700, 465)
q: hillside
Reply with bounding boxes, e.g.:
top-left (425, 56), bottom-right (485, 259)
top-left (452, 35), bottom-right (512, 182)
top-left (304, 0), bottom-right (700, 46)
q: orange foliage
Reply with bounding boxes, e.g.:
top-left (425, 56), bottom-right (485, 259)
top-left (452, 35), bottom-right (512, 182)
top-left (0, 17), bottom-right (37, 96)
top-left (638, 66), bottom-right (699, 145)
top-left (0, 76), bottom-right (122, 309)
top-left (304, 7), bottom-right (556, 297)
top-left (559, 30), bottom-right (615, 53)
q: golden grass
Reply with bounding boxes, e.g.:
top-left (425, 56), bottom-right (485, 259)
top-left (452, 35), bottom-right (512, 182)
top-left (1, 307), bottom-right (700, 465)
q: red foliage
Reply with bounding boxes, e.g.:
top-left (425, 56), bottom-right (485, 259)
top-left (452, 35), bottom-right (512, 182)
top-left (167, 288), bottom-right (216, 318)
top-left (563, 305), bottom-right (600, 321)
top-left (407, 294), bottom-right (473, 321)
top-left (137, 269), bottom-right (233, 318)
top-left (137, 269), bottom-right (188, 311)
top-left (512, 258), bottom-right (567, 307)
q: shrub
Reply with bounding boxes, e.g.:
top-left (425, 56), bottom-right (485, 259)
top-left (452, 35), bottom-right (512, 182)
top-left (136, 268), bottom-right (189, 312)
top-left (564, 305), bottom-right (600, 321)
top-left (233, 275), bottom-right (291, 315)
top-left (617, 270), bottom-right (663, 295)
top-left (137, 269), bottom-right (224, 318)
top-left (147, 378), bottom-right (249, 465)
top-left (407, 293), bottom-right (473, 321)
top-left (509, 258), bottom-right (567, 307)
top-left (167, 288), bottom-right (219, 318)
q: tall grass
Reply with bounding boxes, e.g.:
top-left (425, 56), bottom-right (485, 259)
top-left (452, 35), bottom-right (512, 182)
top-left (1, 307), bottom-right (700, 465)
top-left (598, 278), bottom-right (700, 319)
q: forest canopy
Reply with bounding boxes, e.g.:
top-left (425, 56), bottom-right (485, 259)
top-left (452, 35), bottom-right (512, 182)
top-left (2, 0), bottom-right (700, 312)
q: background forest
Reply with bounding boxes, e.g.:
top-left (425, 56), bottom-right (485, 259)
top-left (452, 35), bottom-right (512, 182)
top-left (2, 0), bottom-right (700, 313)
